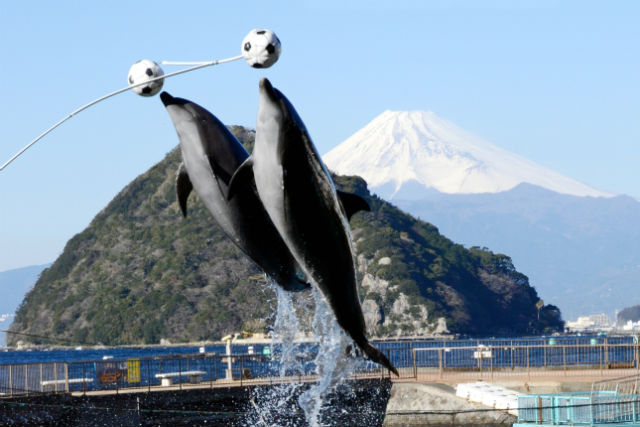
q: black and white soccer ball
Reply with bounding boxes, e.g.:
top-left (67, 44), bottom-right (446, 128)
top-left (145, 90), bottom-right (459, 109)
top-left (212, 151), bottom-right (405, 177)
top-left (241, 29), bottom-right (281, 69)
top-left (127, 59), bottom-right (165, 97)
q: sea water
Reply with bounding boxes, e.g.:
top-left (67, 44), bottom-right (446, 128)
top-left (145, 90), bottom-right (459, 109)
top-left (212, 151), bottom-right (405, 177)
top-left (0, 344), bottom-right (221, 365)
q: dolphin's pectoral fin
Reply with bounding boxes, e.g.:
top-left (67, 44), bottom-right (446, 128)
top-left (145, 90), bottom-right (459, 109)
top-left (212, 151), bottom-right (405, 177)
top-left (207, 155), bottom-right (232, 186)
top-left (176, 163), bottom-right (193, 217)
top-left (337, 191), bottom-right (371, 220)
top-left (227, 157), bottom-right (254, 201)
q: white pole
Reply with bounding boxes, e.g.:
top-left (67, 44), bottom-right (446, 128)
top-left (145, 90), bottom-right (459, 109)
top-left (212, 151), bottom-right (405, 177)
top-left (225, 338), bottom-right (233, 380)
top-left (0, 55), bottom-right (243, 172)
top-left (162, 61), bottom-right (213, 66)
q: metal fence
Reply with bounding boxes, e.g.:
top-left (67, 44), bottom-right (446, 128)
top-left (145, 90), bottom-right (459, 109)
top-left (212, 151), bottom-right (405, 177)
top-left (592, 373), bottom-right (640, 396)
top-left (2, 342), bottom-right (640, 396)
top-left (0, 352), bottom-right (393, 396)
top-left (412, 343), bottom-right (640, 381)
top-left (0, 362), bottom-right (68, 395)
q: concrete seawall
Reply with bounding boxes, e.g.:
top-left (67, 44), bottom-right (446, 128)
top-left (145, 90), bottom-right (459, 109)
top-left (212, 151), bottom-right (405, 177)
top-left (1, 378), bottom-right (392, 426)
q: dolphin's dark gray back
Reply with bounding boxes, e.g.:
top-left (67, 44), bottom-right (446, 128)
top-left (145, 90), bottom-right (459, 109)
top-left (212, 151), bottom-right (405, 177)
top-left (243, 79), bottom-right (398, 375)
top-left (161, 92), bottom-right (309, 293)
top-left (162, 94), bottom-right (247, 189)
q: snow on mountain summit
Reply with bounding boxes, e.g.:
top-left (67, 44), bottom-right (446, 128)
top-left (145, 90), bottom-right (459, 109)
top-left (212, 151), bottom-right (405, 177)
top-left (323, 110), bottom-right (613, 199)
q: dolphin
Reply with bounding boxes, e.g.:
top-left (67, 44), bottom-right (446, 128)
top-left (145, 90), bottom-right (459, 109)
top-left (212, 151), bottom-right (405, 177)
top-left (160, 91), bottom-right (310, 292)
top-left (228, 78), bottom-right (398, 375)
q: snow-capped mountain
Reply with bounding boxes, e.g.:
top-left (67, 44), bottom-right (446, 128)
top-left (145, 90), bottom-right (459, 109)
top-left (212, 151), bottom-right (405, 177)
top-left (324, 110), bottom-right (640, 320)
top-left (324, 110), bottom-right (612, 199)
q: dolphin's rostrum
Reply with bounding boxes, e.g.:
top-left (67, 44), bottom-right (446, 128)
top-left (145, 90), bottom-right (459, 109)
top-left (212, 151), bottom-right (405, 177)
top-left (160, 91), bottom-right (309, 292)
top-left (229, 78), bottom-right (399, 375)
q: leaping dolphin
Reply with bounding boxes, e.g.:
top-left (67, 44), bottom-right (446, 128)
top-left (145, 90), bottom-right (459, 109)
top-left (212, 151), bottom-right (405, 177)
top-left (160, 91), bottom-right (309, 292)
top-left (228, 78), bottom-right (398, 375)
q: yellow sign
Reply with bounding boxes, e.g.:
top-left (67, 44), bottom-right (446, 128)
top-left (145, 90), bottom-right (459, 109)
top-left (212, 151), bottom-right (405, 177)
top-left (127, 358), bottom-right (141, 383)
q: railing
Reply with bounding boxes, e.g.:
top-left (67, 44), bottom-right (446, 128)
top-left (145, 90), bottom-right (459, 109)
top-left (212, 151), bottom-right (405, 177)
top-left (412, 343), bottom-right (640, 381)
top-left (0, 362), bottom-right (68, 395)
top-left (2, 342), bottom-right (640, 396)
top-left (592, 373), bottom-right (640, 396)
top-left (0, 352), bottom-right (394, 396)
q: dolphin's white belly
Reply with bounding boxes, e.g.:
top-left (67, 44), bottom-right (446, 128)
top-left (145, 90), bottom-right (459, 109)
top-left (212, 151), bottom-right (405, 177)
top-left (253, 115), bottom-right (287, 239)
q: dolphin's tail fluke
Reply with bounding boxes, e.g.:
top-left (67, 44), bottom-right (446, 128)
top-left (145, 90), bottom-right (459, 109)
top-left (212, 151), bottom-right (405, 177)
top-left (359, 341), bottom-right (399, 377)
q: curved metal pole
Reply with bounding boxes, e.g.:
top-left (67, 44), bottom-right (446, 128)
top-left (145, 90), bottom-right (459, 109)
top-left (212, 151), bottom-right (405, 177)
top-left (0, 55), bottom-right (243, 171)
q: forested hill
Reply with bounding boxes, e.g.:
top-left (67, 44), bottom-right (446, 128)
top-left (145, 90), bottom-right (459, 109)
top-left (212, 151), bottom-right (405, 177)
top-left (8, 127), bottom-right (563, 346)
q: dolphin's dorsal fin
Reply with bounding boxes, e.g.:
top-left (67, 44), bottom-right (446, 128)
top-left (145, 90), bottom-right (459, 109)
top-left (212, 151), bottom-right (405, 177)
top-left (176, 162), bottom-right (193, 217)
top-left (337, 191), bottom-right (370, 220)
top-left (227, 157), bottom-right (254, 201)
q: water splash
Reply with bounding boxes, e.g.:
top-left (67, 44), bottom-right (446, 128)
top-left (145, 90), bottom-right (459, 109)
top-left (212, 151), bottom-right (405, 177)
top-left (247, 281), bottom-right (359, 426)
top-left (271, 285), bottom-right (305, 376)
top-left (247, 281), bottom-right (307, 426)
top-left (297, 287), bottom-right (359, 427)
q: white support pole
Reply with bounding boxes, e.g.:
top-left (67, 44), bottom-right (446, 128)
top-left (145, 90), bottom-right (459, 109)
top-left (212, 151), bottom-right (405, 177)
top-left (0, 55), bottom-right (243, 171)
top-left (225, 338), bottom-right (233, 380)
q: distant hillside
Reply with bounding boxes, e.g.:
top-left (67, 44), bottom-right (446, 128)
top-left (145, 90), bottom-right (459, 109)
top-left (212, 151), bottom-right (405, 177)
top-left (395, 184), bottom-right (640, 319)
top-left (0, 264), bottom-right (49, 314)
top-left (8, 127), bottom-right (562, 346)
top-left (0, 264), bottom-right (50, 346)
top-left (617, 305), bottom-right (640, 325)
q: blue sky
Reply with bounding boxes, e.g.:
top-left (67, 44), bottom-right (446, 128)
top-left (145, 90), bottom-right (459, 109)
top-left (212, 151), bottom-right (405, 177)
top-left (1, 1), bottom-right (639, 271)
